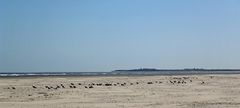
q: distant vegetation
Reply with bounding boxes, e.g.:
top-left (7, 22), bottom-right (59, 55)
top-left (113, 68), bottom-right (240, 72)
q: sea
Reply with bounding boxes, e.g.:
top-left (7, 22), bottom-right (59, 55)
top-left (1, 71), bottom-right (240, 77)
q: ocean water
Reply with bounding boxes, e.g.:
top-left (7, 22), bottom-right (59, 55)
top-left (1, 71), bottom-right (240, 77)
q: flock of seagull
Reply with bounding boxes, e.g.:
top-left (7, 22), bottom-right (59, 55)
top-left (6, 77), bottom-right (205, 91)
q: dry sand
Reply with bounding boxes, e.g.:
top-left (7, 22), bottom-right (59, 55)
top-left (0, 74), bottom-right (240, 108)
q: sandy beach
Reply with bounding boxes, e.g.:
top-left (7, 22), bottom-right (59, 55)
top-left (0, 74), bottom-right (240, 108)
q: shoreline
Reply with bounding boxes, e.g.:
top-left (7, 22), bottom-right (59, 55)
top-left (1, 72), bottom-right (240, 78)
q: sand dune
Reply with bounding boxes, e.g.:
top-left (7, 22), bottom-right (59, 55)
top-left (0, 75), bottom-right (240, 108)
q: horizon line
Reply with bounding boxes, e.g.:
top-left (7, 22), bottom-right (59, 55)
top-left (2, 68), bottom-right (240, 73)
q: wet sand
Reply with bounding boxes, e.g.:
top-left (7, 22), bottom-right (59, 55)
top-left (0, 74), bottom-right (240, 108)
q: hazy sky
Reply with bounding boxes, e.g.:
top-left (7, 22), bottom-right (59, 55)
top-left (1, 0), bottom-right (240, 72)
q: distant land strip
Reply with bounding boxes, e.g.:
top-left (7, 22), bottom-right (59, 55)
top-left (113, 68), bottom-right (240, 72)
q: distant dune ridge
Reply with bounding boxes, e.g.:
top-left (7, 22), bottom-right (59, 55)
top-left (113, 68), bottom-right (240, 72)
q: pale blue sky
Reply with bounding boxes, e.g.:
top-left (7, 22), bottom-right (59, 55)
top-left (1, 0), bottom-right (240, 72)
